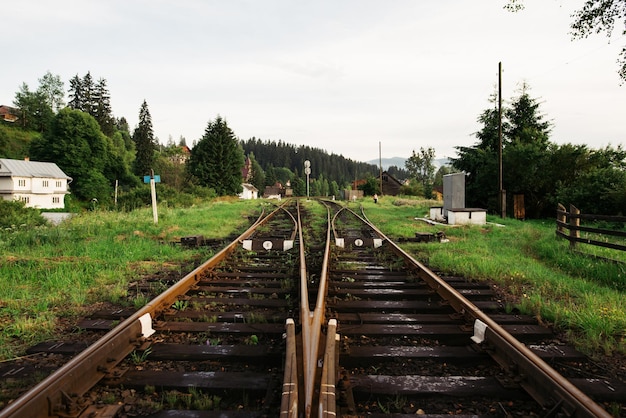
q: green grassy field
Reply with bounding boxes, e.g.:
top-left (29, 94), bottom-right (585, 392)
top-left (1, 196), bottom-right (624, 362)
top-left (358, 196), bottom-right (626, 357)
top-left (0, 197), bottom-right (262, 360)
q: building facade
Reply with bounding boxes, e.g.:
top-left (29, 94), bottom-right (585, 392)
top-left (0, 158), bottom-right (72, 209)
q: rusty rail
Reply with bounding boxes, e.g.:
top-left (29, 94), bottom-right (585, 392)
top-left (358, 205), bottom-right (612, 418)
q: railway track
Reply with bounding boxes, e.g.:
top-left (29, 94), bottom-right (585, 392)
top-left (0, 199), bottom-right (624, 417)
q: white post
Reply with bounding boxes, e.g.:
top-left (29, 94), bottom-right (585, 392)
top-left (304, 160), bottom-right (311, 200)
top-left (150, 170), bottom-right (158, 224)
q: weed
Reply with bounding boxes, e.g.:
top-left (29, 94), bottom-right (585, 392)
top-left (130, 347), bottom-right (152, 364)
top-left (172, 300), bottom-right (189, 311)
top-left (133, 293), bottom-right (150, 309)
top-left (244, 334), bottom-right (259, 345)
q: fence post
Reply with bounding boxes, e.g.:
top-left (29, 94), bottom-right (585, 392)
top-left (557, 203), bottom-right (566, 234)
top-left (569, 204), bottom-right (580, 249)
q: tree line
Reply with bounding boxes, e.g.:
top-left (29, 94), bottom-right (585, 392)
top-left (3, 68), bottom-right (625, 217)
top-left (3, 71), bottom-right (402, 208)
top-left (453, 83), bottom-right (626, 217)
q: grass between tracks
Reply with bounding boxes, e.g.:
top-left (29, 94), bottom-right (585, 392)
top-left (358, 196), bottom-right (626, 357)
top-left (0, 197), bottom-right (262, 361)
top-left (1, 196), bottom-right (624, 361)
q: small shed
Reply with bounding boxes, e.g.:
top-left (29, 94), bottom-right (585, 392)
top-left (239, 183), bottom-right (258, 199)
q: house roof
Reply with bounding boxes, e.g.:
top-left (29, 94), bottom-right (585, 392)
top-left (0, 158), bottom-right (72, 180)
top-left (242, 183), bottom-right (258, 192)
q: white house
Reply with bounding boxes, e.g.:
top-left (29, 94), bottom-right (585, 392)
top-left (0, 158), bottom-right (72, 209)
top-left (239, 183), bottom-right (258, 200)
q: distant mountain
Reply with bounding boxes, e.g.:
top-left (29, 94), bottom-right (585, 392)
top-left (368, 157), bottom-right (451, 171)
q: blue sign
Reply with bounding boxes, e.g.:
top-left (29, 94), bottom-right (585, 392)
top-left (143, 175), bottom-right (161, 183)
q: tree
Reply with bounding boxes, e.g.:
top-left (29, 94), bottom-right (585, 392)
top-left (505, 82), bottom-right (551, 148)
top-left (505, 0), bottom-right (626, 81)
top-left (29, 108), bottom-right (112, 201)
top-left (502, 85), bottom-right (553, 217)
top-left (358, 175), bottom-right (380, 196)
top-left (433, 165), bottom-right (455, 190)
top-left (37, 71), bottom-right (65, 112)
top-left (93, 78), bottom-right (115, 136)
top-left (405, 147), bottom-right (436, 198)
top-left (247, 153), bottom-right (266, 193)
top-left (554, 145), bottom-right (626, 215)
top-left (67, 74), bottom-right (84, 110)
top-left (13, 82), bottom-right (54, 132)
top-left (187, 116), bottom-right (244, 196)
top-left (132, 100), bottom-right (157, 176)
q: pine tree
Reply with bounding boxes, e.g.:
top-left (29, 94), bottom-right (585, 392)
top-left (82, 72), bottom-right (95, 115)
top-left (187, 116), bottom-right (244, 196)
top-left (93, 78), bottom-right (115, 136)
top-left (132, 100), bottom-right (156, 176)
top-left (67, 74), bottom-right (83, 111)
top-left (505, 82), bottom-right (551, 148)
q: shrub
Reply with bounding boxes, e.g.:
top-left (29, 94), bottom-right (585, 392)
top-left (0, 200), bottom-right (47, 229)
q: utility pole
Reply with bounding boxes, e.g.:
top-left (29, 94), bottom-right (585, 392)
top-left (498, 62), bottom-right (506, 218)
top-left (379, 141), bottom-right (383, 196)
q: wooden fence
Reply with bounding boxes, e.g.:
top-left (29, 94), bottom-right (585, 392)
top-left (556, 203), bottom-right (626, 252)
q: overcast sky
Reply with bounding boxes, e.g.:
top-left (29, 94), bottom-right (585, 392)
top-left (2, 0), bottom-right (625, 163)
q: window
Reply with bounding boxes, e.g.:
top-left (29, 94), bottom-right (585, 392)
top-left (52, 196), bottom-right (60, 204)
top-left (20, 196), bottom-right (29, 203)
top-left (18, 179), bottom-right (26, 187)
top-left (42, 180), bottom-right (49, 187)
top-left (56, 181), bottom-right (62, 188)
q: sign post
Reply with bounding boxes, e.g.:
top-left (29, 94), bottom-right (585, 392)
top-left (304, 160), bottom-right (311, 200)
top-left (144, 170), bottom-right (161, 224)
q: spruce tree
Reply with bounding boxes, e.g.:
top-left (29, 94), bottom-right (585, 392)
top-left (94, 78), bottom-right (115, 136)
top-left (187, 116), bottom-right (244, 196)
top-left (67, 74), bottom-right (83, 111)
top-left (132, 100), bottom-right (156, 176)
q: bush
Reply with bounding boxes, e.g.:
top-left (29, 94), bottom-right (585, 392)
top-left (0, 200), bottom-right (47, 229)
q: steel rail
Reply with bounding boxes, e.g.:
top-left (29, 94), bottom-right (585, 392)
top-left (0, 203), bottom-right (300, 418)
top-left (318, 319), bottom-right (338, 418)
top-left (356, 205), bottom-right (612, 418)
top-left (280, 318), bottom-right (298, 418)
top-left (297, 199), bottom-right (333, 417)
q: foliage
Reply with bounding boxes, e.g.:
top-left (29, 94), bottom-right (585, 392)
top-left (453, 84), bottom-right (626, 217)
top-left (0, 200), bottom-right (47, 229)
top-left (358, 175), bottom-right (380, 196)
top-left (13, 82), bottom-right (54, 132)
top-left (132, 100), bottom-right (157, 177)
top-left (29, 108), bottom-right (113, 202)
top-left (405, 147), bottom-right (436, 198)
top-left (247, 152), bottom-right (266, 192)
top-left (67, 72), bottom-right (116, 136)
top-left (433, 164), bottom-right (456, 189)
top-left (570, 0), bottom-right (626, 81)
top-left (37, 71), bottom-right (65, 113)
top-left (399, 179), bottom-right (424, 196)
top-left (187, 116), bottom-right (244, 196)
top-left (0, 124), bottom-right (35, 159)
top-left (240, 137), bottom-right (390, 190)
top-left (505, 0), bottom-right (626, 81)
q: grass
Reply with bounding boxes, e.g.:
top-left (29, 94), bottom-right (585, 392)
top-left (1, 195), bottom-right (624, 360)
top-left (0, 197), bottom-right (259, 361)
top-left (361, 195), bottom-right (626, 356)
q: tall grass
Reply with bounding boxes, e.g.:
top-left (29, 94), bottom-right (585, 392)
top-left (0, 198), bottom-right (259, 360)
top-left (362, 195), bottom-right (626, 356)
